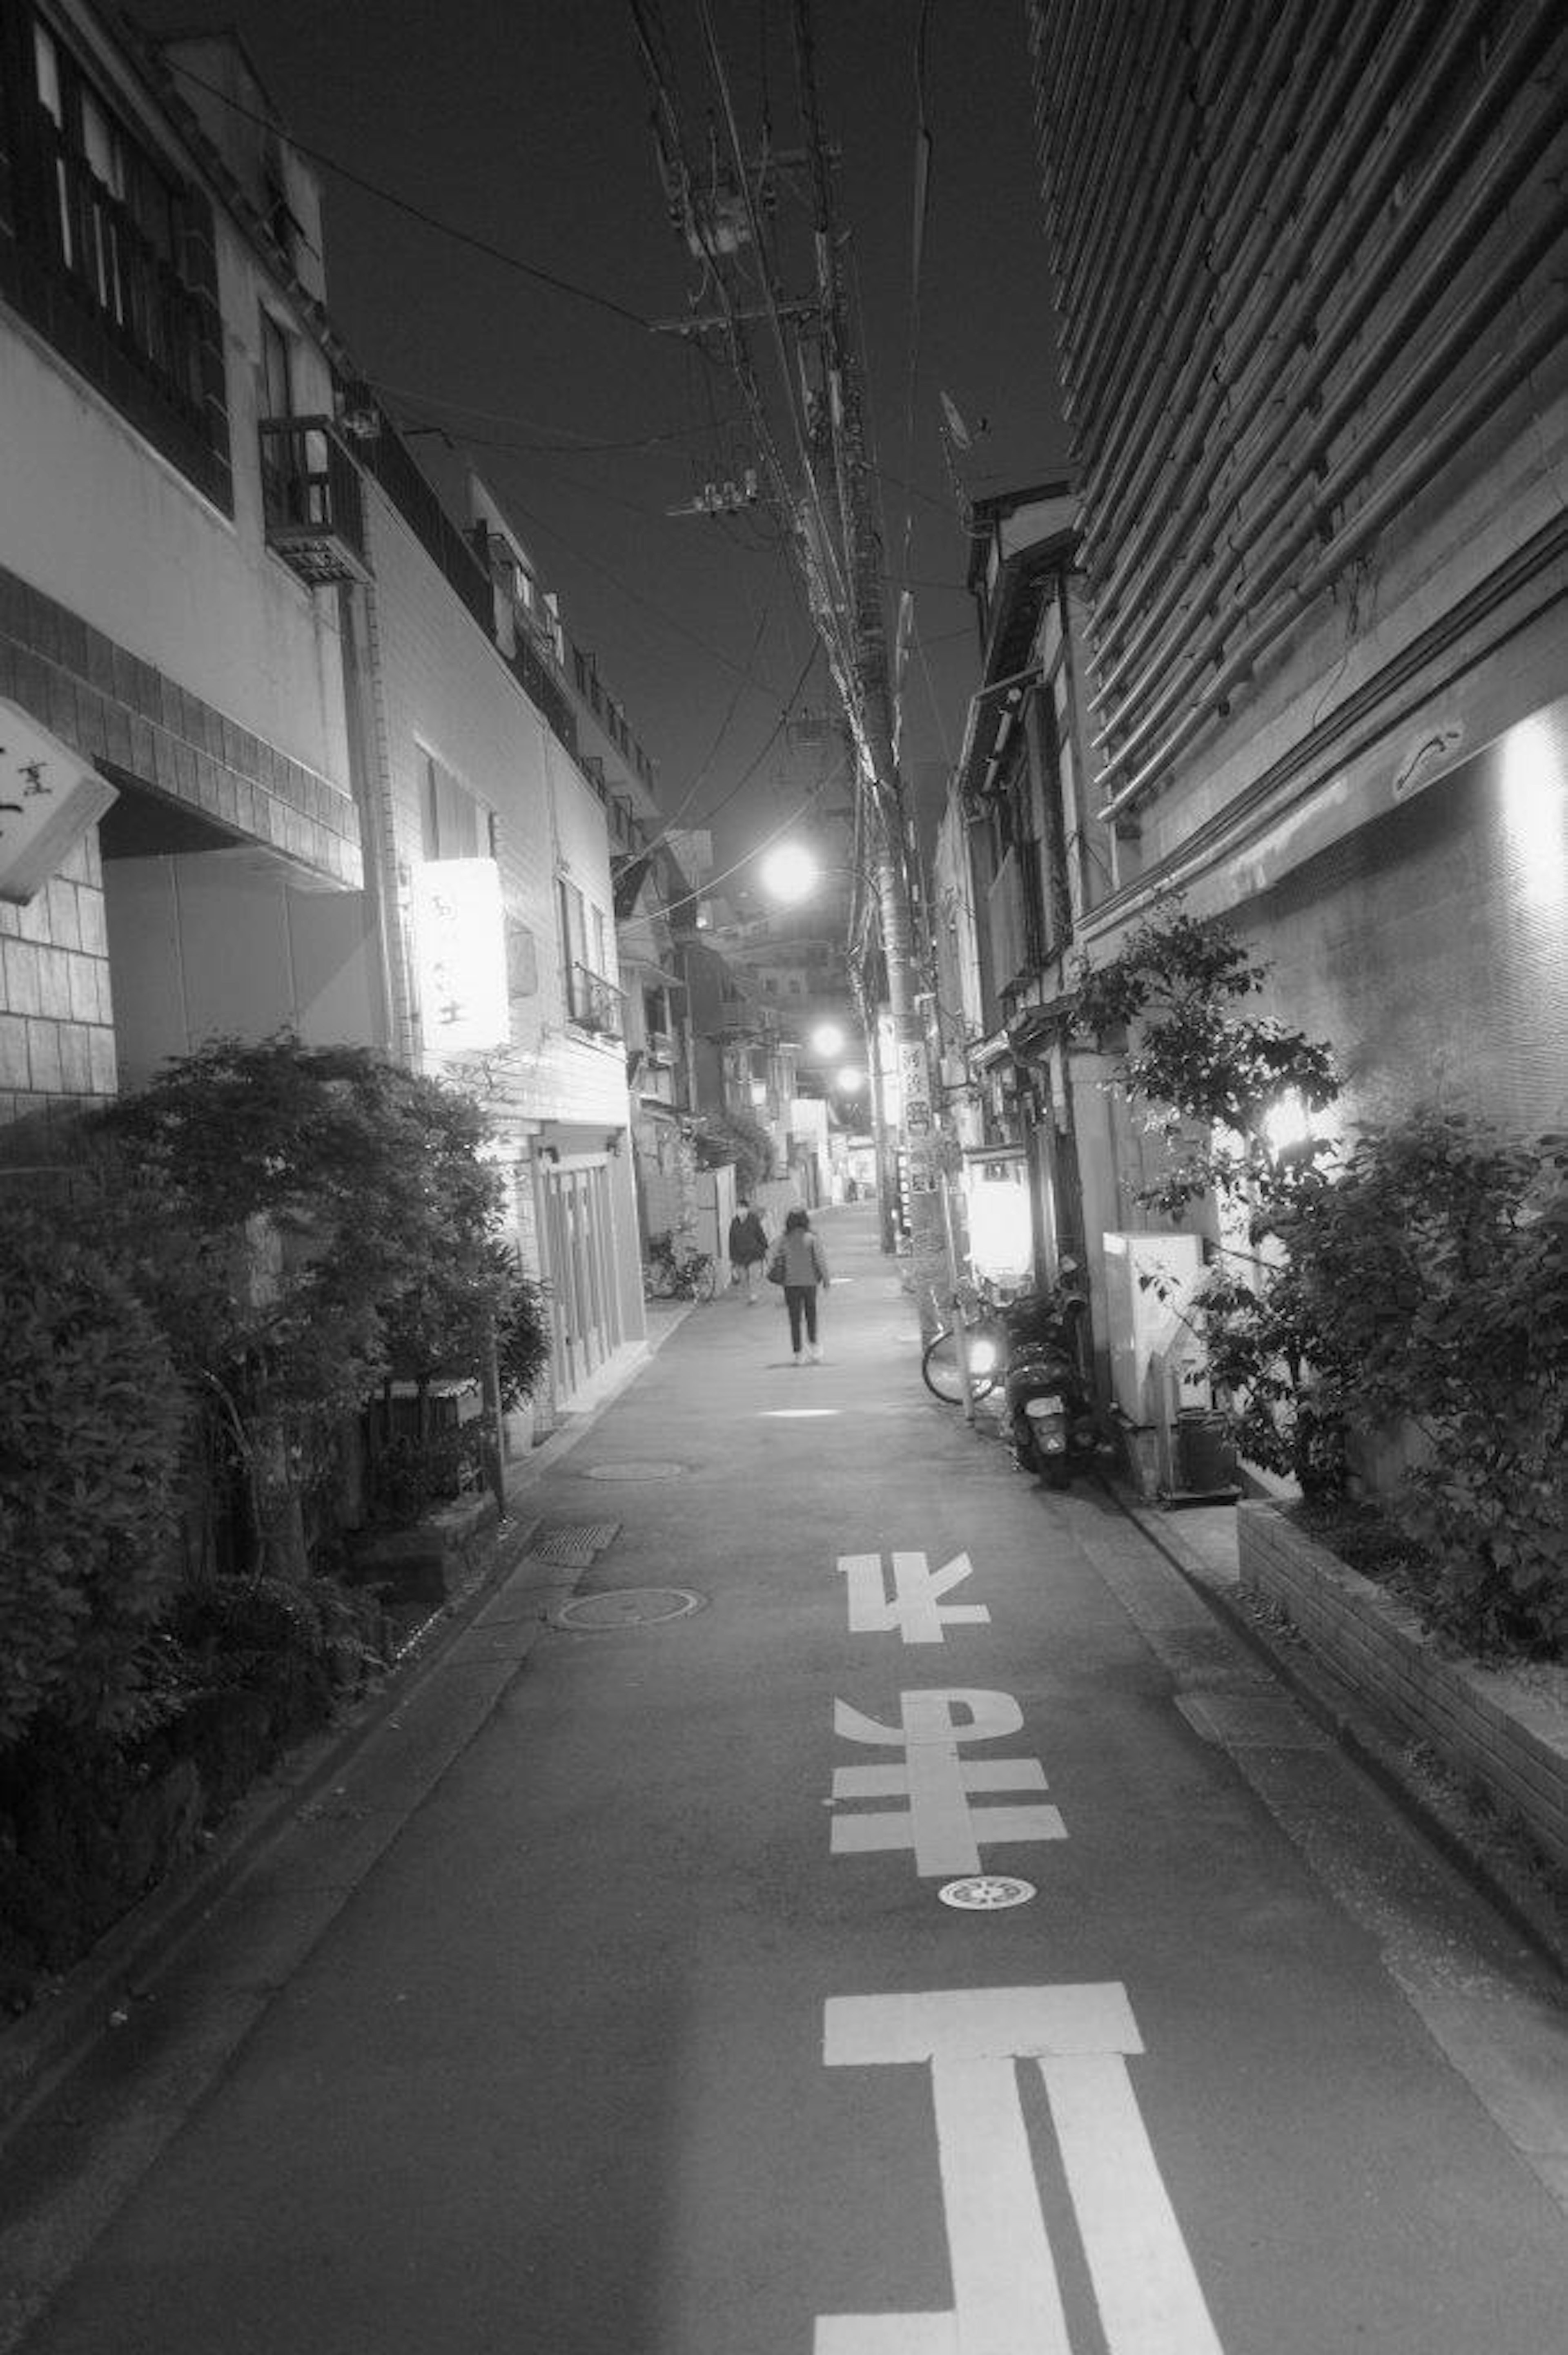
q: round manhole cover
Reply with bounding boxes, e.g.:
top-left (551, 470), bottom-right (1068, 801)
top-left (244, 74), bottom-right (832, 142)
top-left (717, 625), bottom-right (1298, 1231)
top-left (938, 1875), bottom-right (1037, 1911)
top-left (583, 1462), bottom-right (686, 1483)
top-left (553, 1588), bottom-right (706, 1630)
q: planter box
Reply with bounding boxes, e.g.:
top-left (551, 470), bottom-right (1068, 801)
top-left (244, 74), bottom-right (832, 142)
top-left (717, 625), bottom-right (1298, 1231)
top-left (1238, 1501), bottom-right (1568, 1873)
top-left (348, 1492), bottom-right (500, 1607)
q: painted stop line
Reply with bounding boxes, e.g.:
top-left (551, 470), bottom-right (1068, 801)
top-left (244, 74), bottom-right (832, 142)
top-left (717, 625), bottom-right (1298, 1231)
top-left (830, 1690), bottom-right (1066, 1876)
top-left (840, 1550), bottom-right (990, 1644)
top-left (814, 1983), bottom-right (1225, 2355)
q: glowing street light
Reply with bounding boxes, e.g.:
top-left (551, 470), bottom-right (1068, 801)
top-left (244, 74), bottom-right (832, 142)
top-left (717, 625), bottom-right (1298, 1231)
top-left (835, 1066), bottom-right (866, 1095)
top-left (811, 1020), bottom-right (846, 1057)
top-left (758, 841), bottom-right (820, 903)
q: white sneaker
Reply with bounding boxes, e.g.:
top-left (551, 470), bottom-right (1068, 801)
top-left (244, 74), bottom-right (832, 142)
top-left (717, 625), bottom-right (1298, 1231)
top-left (806, 1342), bottom-right (822, 1363)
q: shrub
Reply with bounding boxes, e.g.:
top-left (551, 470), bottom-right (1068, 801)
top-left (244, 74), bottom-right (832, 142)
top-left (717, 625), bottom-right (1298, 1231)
top-left (93, 1035), bottom-right (551, 1556)
top-left (1208, 1111), bottom-right (1568, 1655)
top-left (0, 1209), bottom-right (188, 1747)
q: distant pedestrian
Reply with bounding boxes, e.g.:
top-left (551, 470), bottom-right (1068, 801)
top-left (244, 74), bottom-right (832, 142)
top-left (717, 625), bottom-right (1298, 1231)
top-left (727, 1197), bottom-right (769, 1303)
top-left (766, 1206), bottom-right (831, 1362)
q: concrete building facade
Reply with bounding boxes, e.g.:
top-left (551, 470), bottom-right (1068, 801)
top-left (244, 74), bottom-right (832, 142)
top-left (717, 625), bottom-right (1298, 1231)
top-left (0, 0), bottom-right (652, 1425)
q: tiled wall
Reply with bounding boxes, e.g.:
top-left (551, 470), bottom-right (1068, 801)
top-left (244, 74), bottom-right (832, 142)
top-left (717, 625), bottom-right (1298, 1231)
top-left (0, 560), bottom-right (367, 1138)
top-left (0, 825), bottom-right (114, 1135)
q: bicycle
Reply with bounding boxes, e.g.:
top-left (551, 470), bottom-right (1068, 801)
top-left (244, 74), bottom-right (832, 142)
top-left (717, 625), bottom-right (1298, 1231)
top-left (644, 1231), bottom-right (719, 1302)
top-left (921, 1289), bottom-right (1008, 1403)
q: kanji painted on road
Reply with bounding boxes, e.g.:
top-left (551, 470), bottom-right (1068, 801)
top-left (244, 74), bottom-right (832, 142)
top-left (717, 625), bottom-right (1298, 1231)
top-left (829, 1689), bottom-right (1066, 1876)
top-left (814, 1981), bottom-right (1225, 2355)
top-left (838, 1550), bottom-right (991, 1645)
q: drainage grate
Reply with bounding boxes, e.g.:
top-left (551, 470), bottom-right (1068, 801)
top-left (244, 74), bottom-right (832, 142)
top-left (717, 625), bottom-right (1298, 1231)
top-left (583, 1461), bottom-right (686, 1483)
top-left (938, 1875), bottom-right (1036, 1911)
top-left (552, 1587), bottom-right (706, 1630)
top-left (526, 1521), bottom-right (621, 1568)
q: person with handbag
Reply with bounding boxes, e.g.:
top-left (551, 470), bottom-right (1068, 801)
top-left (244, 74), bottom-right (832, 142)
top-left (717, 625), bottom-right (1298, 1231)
top-left (766, 1206), bottom-right (831, 1363)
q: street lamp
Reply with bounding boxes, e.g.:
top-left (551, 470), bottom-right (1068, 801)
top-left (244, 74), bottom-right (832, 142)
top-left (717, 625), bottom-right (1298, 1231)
top-left (758, 841), bottom-right (820, 904)
top-left (811, 1021), bottom-right (846, 1057)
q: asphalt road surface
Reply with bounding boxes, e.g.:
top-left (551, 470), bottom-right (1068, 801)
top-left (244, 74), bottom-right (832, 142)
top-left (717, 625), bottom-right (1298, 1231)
top-left (6, 1204), bottom-right (1568, 2353)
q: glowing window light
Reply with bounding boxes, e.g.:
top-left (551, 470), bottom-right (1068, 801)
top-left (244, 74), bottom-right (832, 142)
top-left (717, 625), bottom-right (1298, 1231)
top-left (413, 859), bottom-right (508, 1051)
top-left (965, 1172), bottom-right (1033, 1279)
top-left (1499, 709), bottom-right (1567, 914)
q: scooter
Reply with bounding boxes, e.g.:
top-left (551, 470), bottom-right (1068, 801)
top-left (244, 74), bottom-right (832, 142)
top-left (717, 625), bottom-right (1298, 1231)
top-left (1002, 1283), bottom-right (1098, 1490)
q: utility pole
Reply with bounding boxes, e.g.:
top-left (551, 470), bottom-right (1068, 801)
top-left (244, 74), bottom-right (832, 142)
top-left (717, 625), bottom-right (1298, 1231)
top-left (635, 0), bottom-right (948, 1321)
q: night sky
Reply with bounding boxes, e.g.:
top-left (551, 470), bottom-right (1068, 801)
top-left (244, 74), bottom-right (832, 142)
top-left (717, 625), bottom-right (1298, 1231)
top-left (129, 1), bottom-right (1064, 883)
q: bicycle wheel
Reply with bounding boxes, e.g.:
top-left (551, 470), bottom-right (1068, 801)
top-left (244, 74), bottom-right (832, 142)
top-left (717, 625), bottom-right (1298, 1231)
top-left (646, 1258), bottom-right (677, 1298)
top-left (692, 1255), bottom-right (719, 1302)
top-left (922, 1322), bottom-right (1002, 1403)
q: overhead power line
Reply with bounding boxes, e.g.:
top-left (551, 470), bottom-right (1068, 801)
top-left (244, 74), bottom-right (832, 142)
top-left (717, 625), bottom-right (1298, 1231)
top-left (164, 59), bottom-right (653, 330)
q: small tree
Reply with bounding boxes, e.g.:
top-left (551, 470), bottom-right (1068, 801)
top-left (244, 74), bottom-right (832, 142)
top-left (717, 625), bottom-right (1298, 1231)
top-left (93, 1037), bottom-right (550, 1561)
top-left (1073, 906), bottom-right (1340, 1218)
top-left (1072, 903), bottom-right (1342, 1491)
top-left (693, 1107), bottom-right (773, 1197)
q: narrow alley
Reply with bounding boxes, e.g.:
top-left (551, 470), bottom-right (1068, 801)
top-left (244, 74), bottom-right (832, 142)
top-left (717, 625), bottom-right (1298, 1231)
top-left (3, 1205), bottom-right (1567, 2355)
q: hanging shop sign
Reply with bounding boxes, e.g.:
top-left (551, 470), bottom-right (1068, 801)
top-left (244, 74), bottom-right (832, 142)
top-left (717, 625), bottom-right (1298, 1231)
top-left (413, 857), bottom-right (509, 1052)
top-left (0, 698), bottom-right (118, 905)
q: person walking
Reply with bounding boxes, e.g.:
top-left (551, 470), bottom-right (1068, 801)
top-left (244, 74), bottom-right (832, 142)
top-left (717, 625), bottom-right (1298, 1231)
top-left (766, 1205), bottom-right (831, 1363)
top-left (727, 1197), bottom-right (770, 1303)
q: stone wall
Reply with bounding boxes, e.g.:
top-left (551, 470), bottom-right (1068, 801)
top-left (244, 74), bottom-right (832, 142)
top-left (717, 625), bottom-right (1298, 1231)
top-left (1239, 1501), bottom-right (1568, 1875)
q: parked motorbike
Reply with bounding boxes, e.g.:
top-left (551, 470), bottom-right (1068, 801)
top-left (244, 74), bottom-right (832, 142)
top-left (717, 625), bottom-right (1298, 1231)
top-left (1001, 1280), bottom-right (1098, 1490)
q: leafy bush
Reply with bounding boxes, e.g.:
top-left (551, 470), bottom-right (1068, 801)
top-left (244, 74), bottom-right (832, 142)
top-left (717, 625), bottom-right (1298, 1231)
top-left (694, 1108), bottom-right (774, 1196)
top-left (0, 1209), bottom-right (188, 1747)
top-left (1207, 1111), bottom-right (1568, 1655)
top-left (93, 1036), bottom-right (551, 1557)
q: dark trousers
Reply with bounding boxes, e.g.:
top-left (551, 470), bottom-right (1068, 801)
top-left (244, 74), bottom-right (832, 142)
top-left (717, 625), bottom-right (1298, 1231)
top-left (784, 1284), bottom-right (819, 1350)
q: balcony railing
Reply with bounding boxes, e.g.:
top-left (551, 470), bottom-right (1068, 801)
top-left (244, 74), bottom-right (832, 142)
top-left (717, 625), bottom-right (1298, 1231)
top-left (258, 417), bottom-right (371, 585)
top-left (568, 961), bottom-right (626, 1038)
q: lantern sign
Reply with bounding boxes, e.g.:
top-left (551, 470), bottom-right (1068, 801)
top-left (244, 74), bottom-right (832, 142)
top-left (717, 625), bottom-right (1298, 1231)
top-left (0, 698), bottom-right (118, 905)
top-left (413, 858), bottom-right (509, 1051)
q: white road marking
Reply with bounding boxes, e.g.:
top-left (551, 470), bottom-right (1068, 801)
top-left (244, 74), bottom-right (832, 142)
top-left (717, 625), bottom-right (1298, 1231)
top-left (831, 1691), bottom-right (1066, 1876)
top-left (815, 1984), bottom-right (1224, 2355)
top-left (840, 1550), bottom-right (990, 1644)
top-left (1041, 2051), bottom-right (1225, 2354)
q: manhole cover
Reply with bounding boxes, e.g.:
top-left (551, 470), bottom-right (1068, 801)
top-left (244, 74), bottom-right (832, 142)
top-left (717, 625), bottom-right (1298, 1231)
top-left (583, 1462), bottom-right (686, 1483)
top-left (938, 1875), bottom-right (1037, 1911)
top-left (526, 1521), bottom-right (621, 1567)
top-left (553, 1588), bottom-right (706, 1629)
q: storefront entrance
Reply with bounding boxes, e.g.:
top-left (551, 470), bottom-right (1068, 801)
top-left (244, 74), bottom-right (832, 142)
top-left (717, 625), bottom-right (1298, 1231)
top-left (538, 1155), bottom-right (621, 1399)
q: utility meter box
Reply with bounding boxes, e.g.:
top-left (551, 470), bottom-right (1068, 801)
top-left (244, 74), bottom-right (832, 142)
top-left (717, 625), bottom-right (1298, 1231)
top-left (1101, 1231), bottom-right (1205, 1424)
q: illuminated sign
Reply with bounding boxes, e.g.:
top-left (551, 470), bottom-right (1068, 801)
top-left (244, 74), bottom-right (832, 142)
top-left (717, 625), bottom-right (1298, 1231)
top-left (413, 858), bottom-right (509, 1052)
top-left (0, 698), bottom-right (118, 904)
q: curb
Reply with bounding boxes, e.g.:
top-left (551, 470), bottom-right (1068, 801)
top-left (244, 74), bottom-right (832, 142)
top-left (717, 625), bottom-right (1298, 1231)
top-left (1111, 1484), bottom-right (1568, 1980)
top-left (0, 1320), bottom-right (678, 2145)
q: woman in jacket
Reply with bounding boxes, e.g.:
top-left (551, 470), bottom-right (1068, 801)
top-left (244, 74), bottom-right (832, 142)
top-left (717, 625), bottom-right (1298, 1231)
top-left (767, 1206), bottom-right (831, 1363)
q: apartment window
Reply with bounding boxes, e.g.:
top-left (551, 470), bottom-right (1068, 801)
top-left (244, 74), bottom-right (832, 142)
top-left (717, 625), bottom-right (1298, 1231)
top-left (2, 7), bottom-right (228, 502)
top-left (591, 904), bottom-right (608, 978)
top-left (419, 751), bottom-right (492, 861)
